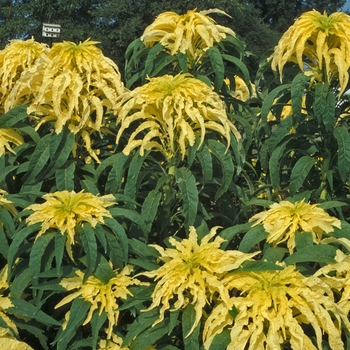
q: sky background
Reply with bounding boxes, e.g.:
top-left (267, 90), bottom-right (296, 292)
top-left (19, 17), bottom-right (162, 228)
top-left (343, 0), bottom-right (350, 11)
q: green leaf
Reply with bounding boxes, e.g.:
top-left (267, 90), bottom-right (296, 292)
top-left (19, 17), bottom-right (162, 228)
top-left (239, 225), bottom-right (267, 252)
top-left (103, 217), bottom-right (129, 264)
top-left (124, 151), bottom-right (145, 205)
top-left (182, 304), bottom-right (200, 349)
top-left (269, 139), bottom-right (289, 189)
top-left (175, 167), bottom-right (198, 228)
top-left (222, 54), bottom-right (251, 86)
top-left (55, 231), bottom-right (66, 273)
top-left (95, 152), bottom-right (128, 182)
top-left (29, 232), bottom-right (56, 284)
top-left (16, 320), bottom-right (49, 350)
top-left (0, 206), bottom-right (16, 238)
top-left (141, 189), bottom-right (162, 233)
top-left (289, 156), bottom-right (315, 195)
top-left (105, 154), bottom-right (129, 193)
top-left (8, 297), bottom-right (61, 326)
top-left (208, 329), bottom-right (231, 350)
top-left (262, 246), bottom-right (288, 263)
top-left (0, 105), bottom-right (28, 128)
top-left (197, 143), bottom-right (213, 183)
top-left (284, 244), bottom-right (337, 264)
top-left (144, 43), bottom-right (164, 77)
top-left (45, 129), bottom-right (75, 178)
top-left (122, 308), bottom-right (160, 347)
top-left (220, 222), bottom-right (252, 250)
top-left (295, 231), bottom-right (313, 250)
top-left (55, 161), bottom-right (75, 191)
top-left (55, 298), bottom-right (91, 350)
top-left (7, 223), bottom-right (41, 278)
top-left (239, 260), bottom-right (283, 271)
top-left (91, 310), bottom-right (107, 350)
top-left (130, 316), bottom-right (171, 350)
top-left (334, 127), bottom-right (350, 183)
top-left (129, 238), bottom-right (159, 258)
top-left (22, 134), bottom-right (51, 184)
top-left (94, 253), bottom-right (116, 284)
top-left (206, 47), bottom-right (225, 91)
top-left (291, 73), bottom-right (309, 121)
top-left (78, 223), bottom-right (98, 280)
top-left (268, 117), bottom-right (293, 153)
top-left (0, 226), bottom-right (9, 259)
top-left (11, 266), bottom-right (32, 298)
top-left (206, 139), bottom-right (234, 200)
top-left (260, 84), bottom-right (291, 127)
top-left (177, 52), bottom-right (188, 73)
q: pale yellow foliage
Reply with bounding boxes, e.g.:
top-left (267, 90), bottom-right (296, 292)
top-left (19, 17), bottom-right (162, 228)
top-left (269, 10), bottom-right (350, 96)
top-left (315, 249), bottom-right (350, 315)
top-left (5, 39), bottom-right (125, 163)
top-left (56, 266), bottom-right (148, 339)
top-left (0, 37), bottom-right (48, 115)
top-left (26, 190), bottom-right (116, 259)
top-left (0, 328), bottom-right (34, 350)
top-left (204, 265), bottom-right (350, 350)
top-left (267, 95), bottom-right (307, 122)
top-left (141, 9), bottom-right (235, 60)
top-left (140, 226), bottom-right (258, 336)
top-left (224, 76), bottom-right (256, 102)
top-left (115, 73), bottom-right (240, 159)
top-left (0, 189), bottom-right (17, 217)
top-left (249, 199), bottom-right (341, 253)
top-left (0, 128), bottom-right (24, 156)
top-left (0, 265), bottom-right (18, 337)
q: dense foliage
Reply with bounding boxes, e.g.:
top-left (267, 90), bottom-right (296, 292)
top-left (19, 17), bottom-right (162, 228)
top-left (1, 6), bottom-right (350, 350)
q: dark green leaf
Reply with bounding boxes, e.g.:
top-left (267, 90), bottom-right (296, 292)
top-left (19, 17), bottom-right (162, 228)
top-left (182, 304), bottom-right (200, 349)
top-left (334, 127), bottom-right (350, 183)
top-left (284, 244), bottom-right (337, 264)
top-left (55, 161), bottom-right (75, 191)
top-left (206, 47), bottom-right (225, 91)
top-left (289, 156), bottom-right (315, 195)
top-left (239, 224), bottom-right (267, 252)
top-left (78, 223), bottom-right (98, 280)
top-left (175, 167), bottom-right (198, 228)
top-left (208, 329), bottom-right (231, 350)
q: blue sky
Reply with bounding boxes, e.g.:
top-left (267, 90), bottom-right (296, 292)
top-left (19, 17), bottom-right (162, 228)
top-left (343, 0), bottom-right (350, 11)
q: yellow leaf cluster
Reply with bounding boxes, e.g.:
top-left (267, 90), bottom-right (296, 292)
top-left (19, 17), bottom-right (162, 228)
top-left (141, 9), bottom-right (235, 59)
top-left (249, 199), bottom-right (341, 253)
top-left (204, 265), bottom-right (350, 350)
top-left (140, 226), bottom-right (257, 336)
top-left (0, 37), bottom-right (48, 115)
top-left (0, 189), bottom-right (17, 217)
top-left (56, 266), bottom-right (148, 339)
top-left (0, 128), bottom-right (24, 156)
top-left (269, 10), bottom-right (350, 96)
top-left (115, 73), bottom-right (240, 159)
top-left (26, 190), bottom-right (116, 259)
top-left (5, 38), bottom-right (125, 163)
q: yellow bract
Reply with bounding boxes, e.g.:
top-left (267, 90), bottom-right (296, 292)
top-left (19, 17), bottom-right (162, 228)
top-left (141, 9), bottom-right (235, 60)
top-left (0, 128), bottom-right (24, 156)
top-left (0, 189), bottom-right (17, 217)
top-left (5, 38), bottom-right (125, 163)
top-left (204, 265), bottom-right (350, 350)
top-left (0, 37), bottom-right (48, 115)
top-left (25, 190), bottom-right (116, 259)
top-left (140, 226), bottom-right (257, 336)
top-left (56, 266), bottom-right (147, 339)
top-left (249, 199), bottom-right (341, 253)
top-left (0, 265), bottom-right (18, 338)
top-left (315, 249), bottom-right (350, 315)
top-left (269, 10), bottom-right (350, 96)
top-left (115, 73), bottom-right (240, 159)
